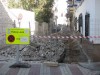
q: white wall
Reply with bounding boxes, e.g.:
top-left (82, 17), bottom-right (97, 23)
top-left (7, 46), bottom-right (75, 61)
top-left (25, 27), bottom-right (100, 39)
top-left (53, 0), bottom-right (67, 25)
top-left (94, 0), bottom-right (100, 43)
top-left (20, 11), bottom-right (35, 35)
top-left (9, 9), bottom-right (35, 35)
top-left (75, 0), bottom-right (100, 43)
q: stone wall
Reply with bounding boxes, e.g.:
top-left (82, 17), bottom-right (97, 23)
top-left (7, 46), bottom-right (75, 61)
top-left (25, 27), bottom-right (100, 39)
top-left (42, 22), bottom-right (48, 35)
top-left (0, 1), bottom-right (13, 48)
top-left (35, 21), bottom-right (48, 36)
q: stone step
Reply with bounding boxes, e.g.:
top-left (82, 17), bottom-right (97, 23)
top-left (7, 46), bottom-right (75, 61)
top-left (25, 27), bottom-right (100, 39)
top-left (43, 61), bottom-right (59, 67)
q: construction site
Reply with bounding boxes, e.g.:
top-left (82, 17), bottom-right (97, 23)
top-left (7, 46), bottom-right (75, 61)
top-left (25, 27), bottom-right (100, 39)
top-left (0, 0), bottom-right (100, 75)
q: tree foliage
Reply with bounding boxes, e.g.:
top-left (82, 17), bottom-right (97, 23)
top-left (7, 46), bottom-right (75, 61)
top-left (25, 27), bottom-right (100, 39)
top-left (20, 0), bottom-right (35, 10)
top-left (8, 0), bottom-right (54, 23)
top-left (8, 0), bottom-right (20, 8)
top-left (35, 0), bottom-right (54, 23)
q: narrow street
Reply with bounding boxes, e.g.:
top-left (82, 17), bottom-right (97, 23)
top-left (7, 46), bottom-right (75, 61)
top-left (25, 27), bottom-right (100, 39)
top-left (0, 26), bottom-right (100, 75)
top-left (0, 61), bottom-right (100, 75)
top-left (0, 0), bottom-right (100, 75)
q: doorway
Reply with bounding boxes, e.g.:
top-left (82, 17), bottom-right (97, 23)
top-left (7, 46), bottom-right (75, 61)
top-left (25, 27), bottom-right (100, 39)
top-left (78, 14), bottom-right (83, 34)
top-left (85, 13), bottom-right (90, 38)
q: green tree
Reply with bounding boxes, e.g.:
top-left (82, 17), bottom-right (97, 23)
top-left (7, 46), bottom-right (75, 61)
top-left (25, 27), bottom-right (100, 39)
top-left (35, 0), bottom-right (54, 23)
top-left (8, 0), bottom-right (20, 8)
top-left (20, 0), bottom-right (35, 10)
top-left (20, 0), bottom-right (54, 23)
top-left (8, 0), bottom-right (54, 23)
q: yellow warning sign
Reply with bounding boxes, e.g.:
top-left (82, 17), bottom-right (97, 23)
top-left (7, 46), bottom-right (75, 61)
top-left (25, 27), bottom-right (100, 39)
top-left (6, 28), bottom-right (30, 44)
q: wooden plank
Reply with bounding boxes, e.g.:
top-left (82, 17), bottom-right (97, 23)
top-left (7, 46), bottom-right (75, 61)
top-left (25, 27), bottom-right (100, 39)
top-left (43, 62), bottom-right (59, 67)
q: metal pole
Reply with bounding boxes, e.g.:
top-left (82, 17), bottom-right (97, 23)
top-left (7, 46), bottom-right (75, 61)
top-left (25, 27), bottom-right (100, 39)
top-left (16, 20), bottom-right (20, 63)
top-left (16, 45), bottom-right (20, 63)
top-left (18, 20), bottom-right (20, 28)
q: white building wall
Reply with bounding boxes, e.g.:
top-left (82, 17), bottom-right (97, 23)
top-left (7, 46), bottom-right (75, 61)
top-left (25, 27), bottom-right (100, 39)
top-left (9, 9), bottom-right (35, 35)
top-left (75, 0), bottom-right (99, 43)
top-left (53, 0), bottom-right (67, 25)
top-left (95, 0), bottom-right (100, 43)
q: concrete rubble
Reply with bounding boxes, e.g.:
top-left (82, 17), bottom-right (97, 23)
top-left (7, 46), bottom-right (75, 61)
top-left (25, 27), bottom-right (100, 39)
top-left (21, 38), bottom-right (66, 62)
top-left (0, 37), bottom-right (67, 62)
top-left (0, 26), bottom-right (85, 63)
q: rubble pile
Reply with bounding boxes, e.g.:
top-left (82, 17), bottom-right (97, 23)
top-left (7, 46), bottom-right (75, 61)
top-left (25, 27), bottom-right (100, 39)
top-left (0, 26), bottom-right (84, 63)
top-left (0, 35), bottom-right (68, 62)
top-left (0, 45), bottom-right (16, 58)
top-left (22, 38), bottom-right (66, 62)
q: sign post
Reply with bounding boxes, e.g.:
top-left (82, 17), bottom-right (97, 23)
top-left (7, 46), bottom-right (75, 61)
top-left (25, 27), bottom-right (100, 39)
top-left (18, 13), bottom-right (23, 28)
top-left (6, 28), bottom-right (30, 44)
top-left (6, 28), bottom-right (31, 68)
top-left (16, 45), bottom-right (20, 64)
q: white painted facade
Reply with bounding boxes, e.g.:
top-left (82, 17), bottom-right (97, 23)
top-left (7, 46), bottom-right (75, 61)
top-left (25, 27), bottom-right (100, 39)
top-left (53, 0), bottom-right (67, 25)
top-left (75, 0), bottom-right (100, 44)
top-left (9, 9), bottom-right (35, 35)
